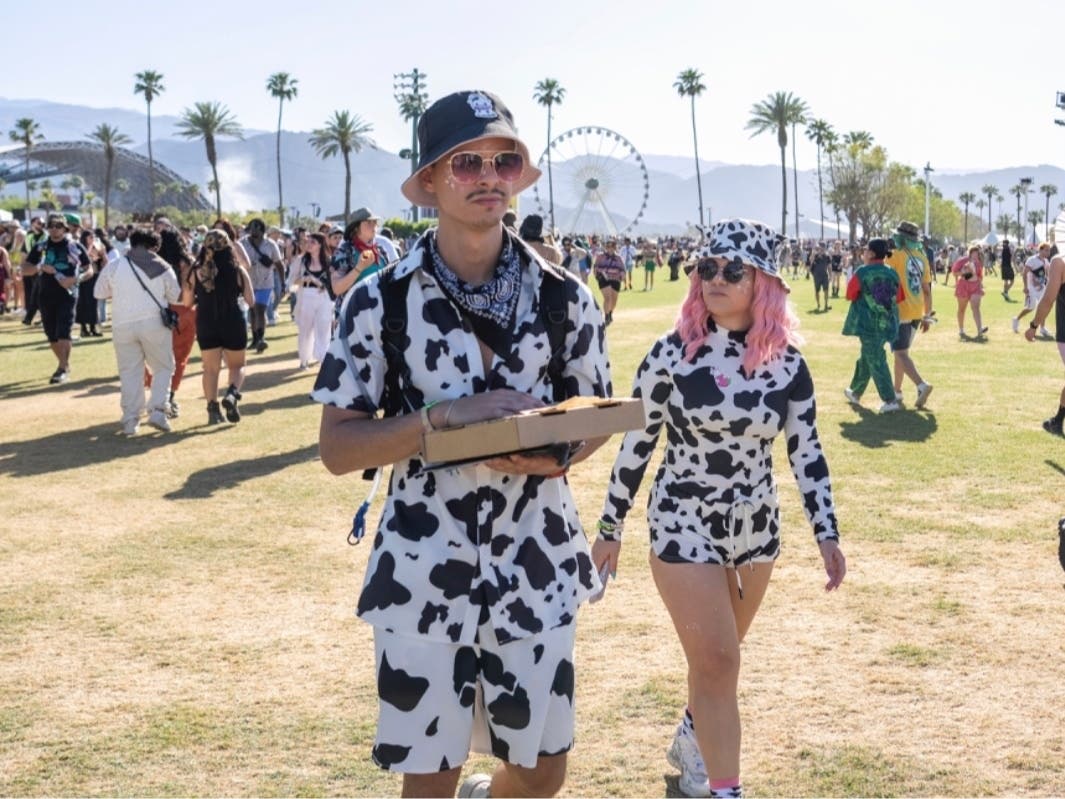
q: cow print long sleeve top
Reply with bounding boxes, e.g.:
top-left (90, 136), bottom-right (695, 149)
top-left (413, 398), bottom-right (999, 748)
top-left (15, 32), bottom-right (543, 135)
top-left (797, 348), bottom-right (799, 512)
top-left (600, 325), bottom-right (838, 563)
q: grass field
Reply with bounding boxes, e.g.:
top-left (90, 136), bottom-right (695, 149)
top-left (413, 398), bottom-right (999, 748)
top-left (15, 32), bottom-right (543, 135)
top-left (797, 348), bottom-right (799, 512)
top-left (1, 270), bottom-right (1064, 797)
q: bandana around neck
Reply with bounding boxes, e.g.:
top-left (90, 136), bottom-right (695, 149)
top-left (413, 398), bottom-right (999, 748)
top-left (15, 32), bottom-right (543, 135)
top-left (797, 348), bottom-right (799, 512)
top-left (426, 230), bottom-right (523, 357)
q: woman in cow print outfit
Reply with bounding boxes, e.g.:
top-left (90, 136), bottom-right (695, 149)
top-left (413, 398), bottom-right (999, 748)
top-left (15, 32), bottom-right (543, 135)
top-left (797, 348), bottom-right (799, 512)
top-left (593, 219), bottom-right (846, 799)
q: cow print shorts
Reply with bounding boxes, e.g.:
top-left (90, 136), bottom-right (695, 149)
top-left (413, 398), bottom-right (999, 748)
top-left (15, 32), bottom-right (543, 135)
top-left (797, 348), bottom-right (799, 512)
top-left (370, 620), bottom-right (576, 773)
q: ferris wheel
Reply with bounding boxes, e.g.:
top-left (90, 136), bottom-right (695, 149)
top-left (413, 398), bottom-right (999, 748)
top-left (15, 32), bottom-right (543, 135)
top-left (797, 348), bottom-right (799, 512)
top-left (532, 126), bottom-right (649, 237)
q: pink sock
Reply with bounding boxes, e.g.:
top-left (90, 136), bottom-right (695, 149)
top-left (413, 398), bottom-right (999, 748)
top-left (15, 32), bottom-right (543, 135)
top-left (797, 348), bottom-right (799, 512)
top-left (710, 777), bottom-right (742, 798)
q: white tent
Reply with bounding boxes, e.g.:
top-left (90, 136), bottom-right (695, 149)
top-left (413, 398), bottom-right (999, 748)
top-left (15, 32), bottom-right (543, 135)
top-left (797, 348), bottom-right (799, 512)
top-left (0, 208), bottom-right (12, 223)
top-left (1054, 210), bottom-right (1065, 245)
top-left (978, 231), bottom-right (999, 246)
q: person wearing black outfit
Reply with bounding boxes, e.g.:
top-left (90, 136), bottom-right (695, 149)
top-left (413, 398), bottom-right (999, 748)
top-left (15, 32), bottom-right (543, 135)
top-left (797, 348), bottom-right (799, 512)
top-left (25, 214), bottom-right (91, 384)
top-left (184, 230), bottom-right (254, 424)
top-left (1000, 240), bottom-right (1015, 300)
top-left (20, 216), bottom-right (46, 325)
top-left (76, 229), bottom-right (105, 337)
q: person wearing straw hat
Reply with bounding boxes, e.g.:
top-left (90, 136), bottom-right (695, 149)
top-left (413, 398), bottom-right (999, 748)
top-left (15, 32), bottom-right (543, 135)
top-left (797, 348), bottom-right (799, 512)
top-left (593, 218), bottom-right (845, 799)
top-left (312, 90), bottom-right (612, 799)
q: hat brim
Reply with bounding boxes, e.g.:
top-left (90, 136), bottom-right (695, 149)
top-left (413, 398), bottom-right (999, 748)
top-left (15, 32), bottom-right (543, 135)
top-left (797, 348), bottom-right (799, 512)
top-left (401, 135), bottom-right (541, 209)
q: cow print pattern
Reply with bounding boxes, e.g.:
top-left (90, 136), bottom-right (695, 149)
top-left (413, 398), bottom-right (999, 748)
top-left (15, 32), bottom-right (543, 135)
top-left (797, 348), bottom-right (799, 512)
top-left (601, 325), bottom-right (838, 564)
top-left (312, 236), bottom-right (612, 645)
top-left (371, 622), bottom-right (576, 772)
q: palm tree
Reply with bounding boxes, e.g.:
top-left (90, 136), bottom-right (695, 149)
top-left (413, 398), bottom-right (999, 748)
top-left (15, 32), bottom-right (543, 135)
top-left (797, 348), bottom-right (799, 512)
top-left (267, 72), bottom-right (299, 227)
top-left (975, 198), bottom-right (987, 233)
top-left (842, 130), bottom-right (874, 151)
top-left (746, 91), bottom-right (806, 236)
top-left (805, 119), bottom-right (833, 239)
top-left (958, 191), bottom-right (976, 243)
top-left (8, 118), bottom-right (44, 218)
top-left (175, 102), bottom-right (244, 218)
top-left (1027, 210), bottom-right (1044, 245)
top-left (68, 175), bottom-right (84, 208)
top-left (1009, 184), bottom-right (1025, 242)
top-left (674, 69), bottom-right (707, 230)
top-left (308, 111), bottom-right (375, 225)
top-left (533, 78), bottom-right (566, 235)
top-left (87, 123), bottom-right (132, 227)
top-left (823, 129), bottom-right (842, 235)
top-left (788, 102), bottom-right (809, 240)
top-left (133, 70), bottom-right (165, 211)
top-left (981, 184), bottom-right (1000, 233)
top-left (995, 213), bottom-right (1012, 237)
top-left (1040, 184), bottom-right (1058, 240)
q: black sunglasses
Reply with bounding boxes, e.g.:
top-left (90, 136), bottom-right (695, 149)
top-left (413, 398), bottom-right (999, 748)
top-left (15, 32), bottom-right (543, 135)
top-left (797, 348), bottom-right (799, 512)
top-left (696, 259), bottom-right (748, 284)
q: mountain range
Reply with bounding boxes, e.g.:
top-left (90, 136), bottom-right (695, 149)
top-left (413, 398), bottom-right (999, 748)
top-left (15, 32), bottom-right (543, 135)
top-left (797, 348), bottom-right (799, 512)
top-left (3, 98), bottom-right (1064, 237)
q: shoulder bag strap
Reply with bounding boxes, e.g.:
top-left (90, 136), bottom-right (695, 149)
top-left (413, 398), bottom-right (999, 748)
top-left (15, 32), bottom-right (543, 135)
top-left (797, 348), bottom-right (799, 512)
top-left (126, 257), bottom-right (166, 311)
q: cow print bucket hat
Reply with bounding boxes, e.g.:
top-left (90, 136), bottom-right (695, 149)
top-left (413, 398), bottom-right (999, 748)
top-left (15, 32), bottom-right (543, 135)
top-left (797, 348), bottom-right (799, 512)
top-left (697, 218), bottom-right (787, 285)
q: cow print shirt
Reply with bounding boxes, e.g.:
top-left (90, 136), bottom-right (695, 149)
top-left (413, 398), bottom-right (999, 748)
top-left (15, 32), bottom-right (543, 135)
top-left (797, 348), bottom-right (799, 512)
top-left (601, 325), bottom-right (838, 552)
top-left (312, 234), bottom-right (612, 646)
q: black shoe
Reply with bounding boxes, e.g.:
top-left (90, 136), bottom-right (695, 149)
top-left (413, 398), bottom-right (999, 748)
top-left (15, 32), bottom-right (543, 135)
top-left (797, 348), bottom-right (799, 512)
top-left (221, 386), bottom-right (242, 423)
top-left (207, 401), bottom-right (225, 425)
top-left (167, 391), bottom-right (180, 419)
top-left (255, 339), bottom-right (268, 354)
top-left (1043, 418), bottom-right (1064, 437)
top-left (90, 327), bottom-right (103, 337)
top-left (49, 368), bottom-right (68, 385)
top-left (80, 324), bottom-right (89, 338)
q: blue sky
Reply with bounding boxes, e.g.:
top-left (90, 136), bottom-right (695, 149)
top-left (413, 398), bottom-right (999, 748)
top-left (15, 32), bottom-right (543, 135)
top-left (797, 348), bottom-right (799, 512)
top-left (5, 0), bottom-right (1064, 172)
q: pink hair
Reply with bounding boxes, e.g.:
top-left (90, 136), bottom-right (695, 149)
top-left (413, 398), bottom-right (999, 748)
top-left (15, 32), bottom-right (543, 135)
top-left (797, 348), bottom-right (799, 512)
top-left (676, 269), bottom-right (802, 376)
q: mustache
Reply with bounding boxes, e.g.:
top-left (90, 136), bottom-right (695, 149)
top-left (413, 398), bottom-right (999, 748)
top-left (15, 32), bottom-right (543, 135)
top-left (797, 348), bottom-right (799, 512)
top-left (465, 188), bottom-right (508, 201)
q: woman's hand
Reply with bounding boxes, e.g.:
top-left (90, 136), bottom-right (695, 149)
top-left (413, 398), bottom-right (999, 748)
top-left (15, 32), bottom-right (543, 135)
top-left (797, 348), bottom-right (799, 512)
top-left (819, 538), bottom-right (846, 591)
top-left (591, 537), bottom-right (620, 580)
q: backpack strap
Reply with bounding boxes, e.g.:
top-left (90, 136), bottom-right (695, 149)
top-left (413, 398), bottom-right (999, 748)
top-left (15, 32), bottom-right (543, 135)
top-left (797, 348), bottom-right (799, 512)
top-left (375, 264), bottom-right (415, 420)
top-left (538, 260), bottom-right (571, 403)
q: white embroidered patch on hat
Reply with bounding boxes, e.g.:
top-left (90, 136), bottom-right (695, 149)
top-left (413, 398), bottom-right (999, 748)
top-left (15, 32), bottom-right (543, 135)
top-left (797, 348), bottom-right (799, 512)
top-left (467, 91), bottom-right (498, 119)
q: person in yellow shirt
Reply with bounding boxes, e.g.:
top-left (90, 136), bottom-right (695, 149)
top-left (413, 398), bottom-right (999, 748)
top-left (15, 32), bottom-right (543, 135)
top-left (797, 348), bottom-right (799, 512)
top-left (884, 221), bottom-right (934, 408)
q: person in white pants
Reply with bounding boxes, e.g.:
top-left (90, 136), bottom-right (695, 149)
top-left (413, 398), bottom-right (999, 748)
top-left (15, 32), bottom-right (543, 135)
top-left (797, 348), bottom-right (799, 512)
top-left (94, 229), bottom-right (181, 435)
top-left (288, 232), bottom-right (334, 370)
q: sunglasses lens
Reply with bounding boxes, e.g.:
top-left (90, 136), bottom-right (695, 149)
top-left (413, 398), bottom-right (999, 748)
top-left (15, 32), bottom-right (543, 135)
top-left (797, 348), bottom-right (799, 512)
top-left (450, 152), bottom-right (485, 183)
top-left (697, 260), bottom-right (747, 283)
top-left (493, 152), bottom-right (524, 182)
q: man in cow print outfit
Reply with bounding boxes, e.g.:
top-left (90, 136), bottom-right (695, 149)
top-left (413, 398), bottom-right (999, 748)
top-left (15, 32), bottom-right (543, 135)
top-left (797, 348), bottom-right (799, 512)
top-left (313, 90), bottom-right (612, 798)
top-left (592, 219), bottom-right (846, 799)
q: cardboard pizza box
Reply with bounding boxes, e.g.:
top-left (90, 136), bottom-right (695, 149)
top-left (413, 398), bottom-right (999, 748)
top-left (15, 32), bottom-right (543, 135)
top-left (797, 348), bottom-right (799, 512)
top-left (421, 396), bottom-right (646, 467)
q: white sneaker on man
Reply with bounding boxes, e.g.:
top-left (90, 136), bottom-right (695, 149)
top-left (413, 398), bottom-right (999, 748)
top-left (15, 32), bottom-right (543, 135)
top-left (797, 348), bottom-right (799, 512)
top-left (1011, 317), bottom-right (1019, 333)
top-left (843, 388), bottom-right (861, 406)
top-left (666, 724), bottom-right (711, 798)
top-left (121, 419), bottom-right (139, 437)
top-left (915, 382), bottom-right (933, 409)
top-left (457, 773), bottom-right (492, 798)
top-left (1040, 327), bottom-right (1052, 338)
top-left (879, 400), bottom-right (902, 414)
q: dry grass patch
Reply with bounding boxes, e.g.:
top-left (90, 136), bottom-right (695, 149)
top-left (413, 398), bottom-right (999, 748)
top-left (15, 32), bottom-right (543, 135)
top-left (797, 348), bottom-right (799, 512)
top-left (3, 278), bottom-right (1065, 796)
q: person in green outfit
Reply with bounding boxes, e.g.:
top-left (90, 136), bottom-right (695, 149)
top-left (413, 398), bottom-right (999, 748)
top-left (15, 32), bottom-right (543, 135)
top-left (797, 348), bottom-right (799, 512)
top-left (842, 238), bottom-right (905, 413)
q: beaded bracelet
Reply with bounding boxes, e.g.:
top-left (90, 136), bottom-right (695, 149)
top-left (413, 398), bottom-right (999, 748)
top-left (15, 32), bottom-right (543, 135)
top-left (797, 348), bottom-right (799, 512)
top-left (419, 401), bottom-right (438, 433)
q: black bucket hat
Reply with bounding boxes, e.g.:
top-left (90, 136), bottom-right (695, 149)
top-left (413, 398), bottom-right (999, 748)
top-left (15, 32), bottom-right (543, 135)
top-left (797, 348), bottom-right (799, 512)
top-left (894, 220), bottom-right (921, 240)
top-left (400, 90), bottom-right (541, 208)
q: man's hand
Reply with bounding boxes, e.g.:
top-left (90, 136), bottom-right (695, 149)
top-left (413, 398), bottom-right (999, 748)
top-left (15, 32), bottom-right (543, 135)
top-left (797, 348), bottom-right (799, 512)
top-left (445, 389), bottom-right (545, 427)
top-left (484, 452), bottom-right (565, 476)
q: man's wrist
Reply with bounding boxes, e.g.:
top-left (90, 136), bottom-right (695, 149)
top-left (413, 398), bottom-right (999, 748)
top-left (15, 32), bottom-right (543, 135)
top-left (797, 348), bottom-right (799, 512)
top-left (1029, 320), bottom-right (1039, 330)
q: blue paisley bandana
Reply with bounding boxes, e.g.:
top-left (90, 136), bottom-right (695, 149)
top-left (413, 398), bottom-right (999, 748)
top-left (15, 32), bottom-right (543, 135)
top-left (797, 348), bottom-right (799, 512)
top-left (427, 230), bottom-right (523, 356)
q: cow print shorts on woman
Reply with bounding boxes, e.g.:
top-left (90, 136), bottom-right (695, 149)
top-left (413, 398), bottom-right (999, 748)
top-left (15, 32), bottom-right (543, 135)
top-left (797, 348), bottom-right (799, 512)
top-left (371, 620), bottom-right (576, 773)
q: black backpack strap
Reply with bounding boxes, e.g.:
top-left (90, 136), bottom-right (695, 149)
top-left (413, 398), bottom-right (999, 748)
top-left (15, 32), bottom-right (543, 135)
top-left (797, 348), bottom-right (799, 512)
top-left (377, 265), bottom-right (415, 420)
top-left (538, 261), bottom-right (571, 403)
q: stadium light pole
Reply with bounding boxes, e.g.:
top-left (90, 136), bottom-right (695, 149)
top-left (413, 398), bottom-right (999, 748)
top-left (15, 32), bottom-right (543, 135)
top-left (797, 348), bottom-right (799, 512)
top-left (394, 69), bottom-right (429, 223)
top-left (1020, 176), bottom-right (1033, 244)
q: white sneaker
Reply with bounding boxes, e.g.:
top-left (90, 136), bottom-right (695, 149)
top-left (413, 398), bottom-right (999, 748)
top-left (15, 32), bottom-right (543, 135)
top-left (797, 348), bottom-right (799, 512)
top-left (121, 419), bottom-right (139, 436)
top-left (457, 773), bottom-right (492, 798)
top-left (843, 388), bottom-right (861, 406)
top-left (1011, 317), bottom-right (1019, 333)
top-left (147, 409), bottom-right (172, 432)
top-left (666, 724), bottom-right (711, 798)
top-left (879, 400), bottom-right (902, 414)
top-left (1041, 327), bottom-right (1052, 338)
top-left (915, 382), bottom-right (933, 409)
